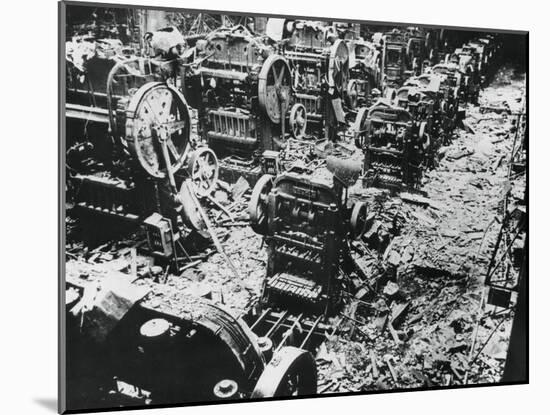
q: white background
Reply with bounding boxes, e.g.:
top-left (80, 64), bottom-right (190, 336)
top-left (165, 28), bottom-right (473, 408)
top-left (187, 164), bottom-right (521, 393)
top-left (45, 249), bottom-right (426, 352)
top-left (0, 0), bottom-right (543, 413)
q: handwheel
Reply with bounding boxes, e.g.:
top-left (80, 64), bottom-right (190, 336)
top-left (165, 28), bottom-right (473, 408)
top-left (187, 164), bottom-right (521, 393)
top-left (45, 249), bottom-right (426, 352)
top-left (106, 57), bottom-right (144, 133)
top-left (346, 79), bottom-right (359, 109)
top-left (248, 174), bottom-right (274, 235)
top-left (187, 147), bottom-right (219, 197)
top-left (289, 103), bottom-right (307, 138)
top-left (251, 346), bottom-right (317, 398)
top-left (258, 55), bottom-right (293, 124)
top-left (125, 82), bottom-right (191, 179)
top-left (350, 201), bottom-right (368, 240)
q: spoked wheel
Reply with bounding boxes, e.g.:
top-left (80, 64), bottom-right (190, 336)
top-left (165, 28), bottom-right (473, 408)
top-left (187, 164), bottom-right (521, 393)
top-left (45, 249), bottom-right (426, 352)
top-left (346, 79), bottom-right (359, 109)
top-left (179, 180), bottom-right (208, 238)
top-left (352, 107), bottom-right (370, 149)
top-left (328, 39), bottom-right (350, 97)
top-left (251, 347), bottom-right (317, 398)
top-left (106, 57), bottom-right (145, 133)
top-left (289, 103), bottom-right (307, 138)
top-left (248, 174), bottom-right (274, 235)
top-left (258, 55), bottom-right (293, 125)
top-left (350, 201), bottom-right (368, 240)
top-left (187, 147), bottom-right (219, 197)
top-left (125, 82), bottom-right (191, 180)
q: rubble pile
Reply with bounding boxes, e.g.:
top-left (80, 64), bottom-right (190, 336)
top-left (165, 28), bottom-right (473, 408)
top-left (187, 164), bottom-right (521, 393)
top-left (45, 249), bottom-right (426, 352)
top-left (315, 66), bottom-right (526, 392)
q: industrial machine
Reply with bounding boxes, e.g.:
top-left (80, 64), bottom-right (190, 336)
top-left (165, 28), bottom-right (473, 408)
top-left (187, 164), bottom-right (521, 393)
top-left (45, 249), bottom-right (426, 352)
top-left (248, 166), bottom-right (367, 316)
top-left (337, 24), bottom-right (382, 108)
top-left (182, 25), bottom-right (305, 185)
top-left (394, 85), bottom-right (439, 166)
top-left (400, 72), bottom-right (458, 147)
top-left (271, 19), bottom-right (351, 140)
top-left (380, 27), bottom-right (439, 96)
top-left (403, 26), bottom-right (439, 75)
top-left (429, 62), bottom-right (465, 108)
top-left (381, 29), bottom-right (410, 97)
top-left (65, 32), bottom-right (218, 258)
top-left (462, 35), bottom-right (502, 86)
top-left (354, 99), bottom-right (427, 190)
top-left (446, 47), bottom-right (481, 104)
top-left (407, 72), bottom-right (461, 140)
top-left (65, 276), bottom-right (320, 410)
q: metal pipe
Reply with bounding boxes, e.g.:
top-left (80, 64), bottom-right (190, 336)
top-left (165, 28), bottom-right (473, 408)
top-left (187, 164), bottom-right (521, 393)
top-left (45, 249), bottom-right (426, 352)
top-left (275, 313), bottom-right (304, 352)
top-left (264, 310), bottom-right (289, 338)
top-left (250, 308), bottom-right (272, 330)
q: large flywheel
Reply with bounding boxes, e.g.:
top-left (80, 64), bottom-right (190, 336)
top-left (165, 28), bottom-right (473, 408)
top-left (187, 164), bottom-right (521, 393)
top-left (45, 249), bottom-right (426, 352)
top-left (328, 39), bottom-right (350, 97)
top-left (125, 82), bottom-right (191, 179)
top-left (258, 55), bottom-right (293, 124)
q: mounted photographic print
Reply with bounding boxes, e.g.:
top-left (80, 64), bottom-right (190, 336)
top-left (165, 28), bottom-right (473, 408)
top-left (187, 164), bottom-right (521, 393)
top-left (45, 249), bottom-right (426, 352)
top-left (59, 1), bottom-right (528, 413)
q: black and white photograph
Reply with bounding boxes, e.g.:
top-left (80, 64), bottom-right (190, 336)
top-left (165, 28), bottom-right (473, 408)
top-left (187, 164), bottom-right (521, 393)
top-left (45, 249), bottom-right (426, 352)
top-left (59, 1), bottom-right (527, 413)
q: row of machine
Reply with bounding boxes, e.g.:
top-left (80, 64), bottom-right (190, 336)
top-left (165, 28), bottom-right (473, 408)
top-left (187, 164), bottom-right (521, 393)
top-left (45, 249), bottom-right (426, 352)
top-left (64, 17), bottom-right (502, 409)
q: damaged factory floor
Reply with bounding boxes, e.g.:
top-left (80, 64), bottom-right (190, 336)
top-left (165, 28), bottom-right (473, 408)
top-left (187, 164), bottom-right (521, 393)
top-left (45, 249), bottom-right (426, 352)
top-left (65, 65), bottom-right (526, 394)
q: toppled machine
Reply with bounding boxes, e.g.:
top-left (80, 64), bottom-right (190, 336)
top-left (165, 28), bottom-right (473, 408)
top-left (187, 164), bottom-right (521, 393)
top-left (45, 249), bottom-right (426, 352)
top-left (65, 276), bottom-right (319, 408)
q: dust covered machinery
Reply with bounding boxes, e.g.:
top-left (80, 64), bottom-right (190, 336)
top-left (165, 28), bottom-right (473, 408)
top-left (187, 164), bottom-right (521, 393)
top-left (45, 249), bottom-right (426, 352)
top-left (398, 73), bottom-right (457, 150)
top-left (380, 27), bottom-right (440, 96)
top-left (403, 72), bottom-right (462, 142)
top-left (445, 46), bottom-right (481, 104)
top-left (428, 62), bottom-right (466, 107)
top-left (402, 26), bottom-right (439, 75)
top-left (267, 19), bottom-right (351, 140)
top-left (393, 85), bottom-right (440, 167)
top-left (65, 277), bottom-right (320, 409)
top-left (467, 35), bottom-right (502, 83)
top-left (440, 34), bottom-right (502, 103)
top-left (65, 30), bottom-right (218, 257)
top-left (182, 25), bottom-right (304, 185)
top-left (248, 164), bottom-right (367, 316)
top-left (353, 99), bottom-right (428, 190)
top-left (380, 29), bottom-right (410, 97)
top-left (336, 23), bottom-right (383, 108)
